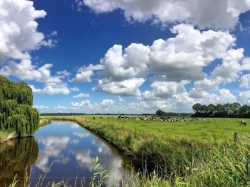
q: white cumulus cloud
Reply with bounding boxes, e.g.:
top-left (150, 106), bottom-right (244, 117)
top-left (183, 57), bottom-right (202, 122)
top-left (93, 24), bottom-right (237, 98)
top-left (212, 48), bottom-right (245, 82)
top-left (239, 74), bottom-right (250, 88)
top-left (93, 78), bottom-right (145, 96)
top-left (70, 86), bottom-right (79, 92)
top-left (72, 70), bottom-right (94, 83)
top-left (148, 24), bottom-right (235, 82)
top-left (54, 105), bottom-right (67, 110)
top-left (141, 80), bottom-right (189, 100)
top-left (73, 93), bottom-right (90, 98)
top-left (76, 0), bottom-right (250, 29)
top-left (71, 100), bottom-right (92, 109)
top-left (238, 91), bottom-right (250, 104)
top-left (30, 84), bottom-right (70, 95)
top-left (0, 0), bottom-right (56, 65)
top-left (99, 99), bottom-right (114, 108)
top-left (99, 44), bottom-right (150, 81)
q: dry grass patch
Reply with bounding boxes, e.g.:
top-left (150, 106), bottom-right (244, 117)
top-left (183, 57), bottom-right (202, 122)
top-left (0, 131), bottom-right (17, 144)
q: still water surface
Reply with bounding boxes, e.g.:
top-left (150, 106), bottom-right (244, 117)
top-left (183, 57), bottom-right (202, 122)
top-left (0, 121), bottom-right (135, 187)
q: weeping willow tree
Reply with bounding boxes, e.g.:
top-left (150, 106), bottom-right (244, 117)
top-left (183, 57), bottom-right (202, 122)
top-left (0, 75), bottom-right (39, 137)
top-left (0, 137), bottom-right (38, 187)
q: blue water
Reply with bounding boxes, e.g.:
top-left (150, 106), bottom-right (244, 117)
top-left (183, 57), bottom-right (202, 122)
top-left (29, 121), bottom-right (133, 186)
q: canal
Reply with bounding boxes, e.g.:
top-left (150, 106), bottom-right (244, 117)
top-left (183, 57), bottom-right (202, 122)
top-left (0, 121), bottom-right (135, 187)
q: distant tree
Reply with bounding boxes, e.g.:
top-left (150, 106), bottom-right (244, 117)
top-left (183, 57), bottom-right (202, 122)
top-left (215, 104), bottom-right (223, 113)
top-left (208, 104), bottom-right (215, 113)
top-left (239, 105), bottom-right (249, 117)
top-left (232, 102), bottom-right (241, 117)
top-left (224, 103), bottom-right (232, 114)
top-left (192, 103), bottom-right (202, 113)
top-left (191, 102), bottom-right (250, 118)
top-left (232, 102), bottom-right (241, 110)
top-left (156, 110), bottom-right (165, 116)
top-left (201, 104), bottom-right (208, 113)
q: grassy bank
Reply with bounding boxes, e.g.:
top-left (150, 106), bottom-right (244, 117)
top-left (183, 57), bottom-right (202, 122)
top-left (38, 118), bottom-right (52, 128)
top-left (0, 118), bottom-right (51, 144)
top-left (0, 131), bottom-right (16, 144)
top-left (39, 115), bottom-right (250, 186)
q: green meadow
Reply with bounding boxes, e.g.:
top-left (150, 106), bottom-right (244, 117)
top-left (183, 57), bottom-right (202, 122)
top-left (70, 115), bottom-right (249, 141)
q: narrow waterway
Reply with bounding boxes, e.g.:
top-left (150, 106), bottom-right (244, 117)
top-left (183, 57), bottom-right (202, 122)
top-left (0, 121), bottom-right (135, 187)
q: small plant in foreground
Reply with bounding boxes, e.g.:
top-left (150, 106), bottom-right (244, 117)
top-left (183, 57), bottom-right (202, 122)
top-left (89, 157), bottom-right (109, 187)
top-left (9, 175), bottom-right (18, 187)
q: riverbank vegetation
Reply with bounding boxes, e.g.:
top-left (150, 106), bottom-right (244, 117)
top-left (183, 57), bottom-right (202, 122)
top-left (0, 118), bottom-right (51, 144)
top-left (0, 130), bottom-right (16, 144)
top-left (38, 118), bottom-right (51, 128)
top-left (37, 115), bottom-right (250, 186)
top-left (0, 75), bottom-right (39, 138)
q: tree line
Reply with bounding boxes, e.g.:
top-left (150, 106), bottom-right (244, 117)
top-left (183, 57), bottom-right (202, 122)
top-left (156, 110), bottom-right (192, 117)
top-left (0, 75), bottom-right (39, 137)
top-left (40, 113), bottom-right (86, 116)
top-left (192, 102), bottom-right (250, 118)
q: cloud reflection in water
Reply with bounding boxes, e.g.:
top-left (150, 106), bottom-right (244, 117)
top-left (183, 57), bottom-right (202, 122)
top-left (35, 135), bottom-right (70, 172)
top-left (32, 121), bottom-right (133, 186)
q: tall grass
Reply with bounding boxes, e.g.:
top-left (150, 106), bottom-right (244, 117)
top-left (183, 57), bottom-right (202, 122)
top-left (39, 118), bottom-right (52, 128)
top-left (185, 136), bottom-right (250, 187)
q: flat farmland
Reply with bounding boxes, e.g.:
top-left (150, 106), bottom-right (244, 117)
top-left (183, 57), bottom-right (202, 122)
top-left (80, 115), bottom-right (250, 142)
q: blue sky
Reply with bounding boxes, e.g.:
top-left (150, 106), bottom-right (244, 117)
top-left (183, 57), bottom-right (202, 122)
top-left (1, 0), bottom-right (250, 114)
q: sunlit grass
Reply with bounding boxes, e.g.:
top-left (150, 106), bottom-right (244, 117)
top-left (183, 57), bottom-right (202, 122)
top-left (38, 118), bottom-right (51, 129)
top-left (81, 115), bottom-right (249, 142)
top-left (0, 131), bottom-right (16, 144)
